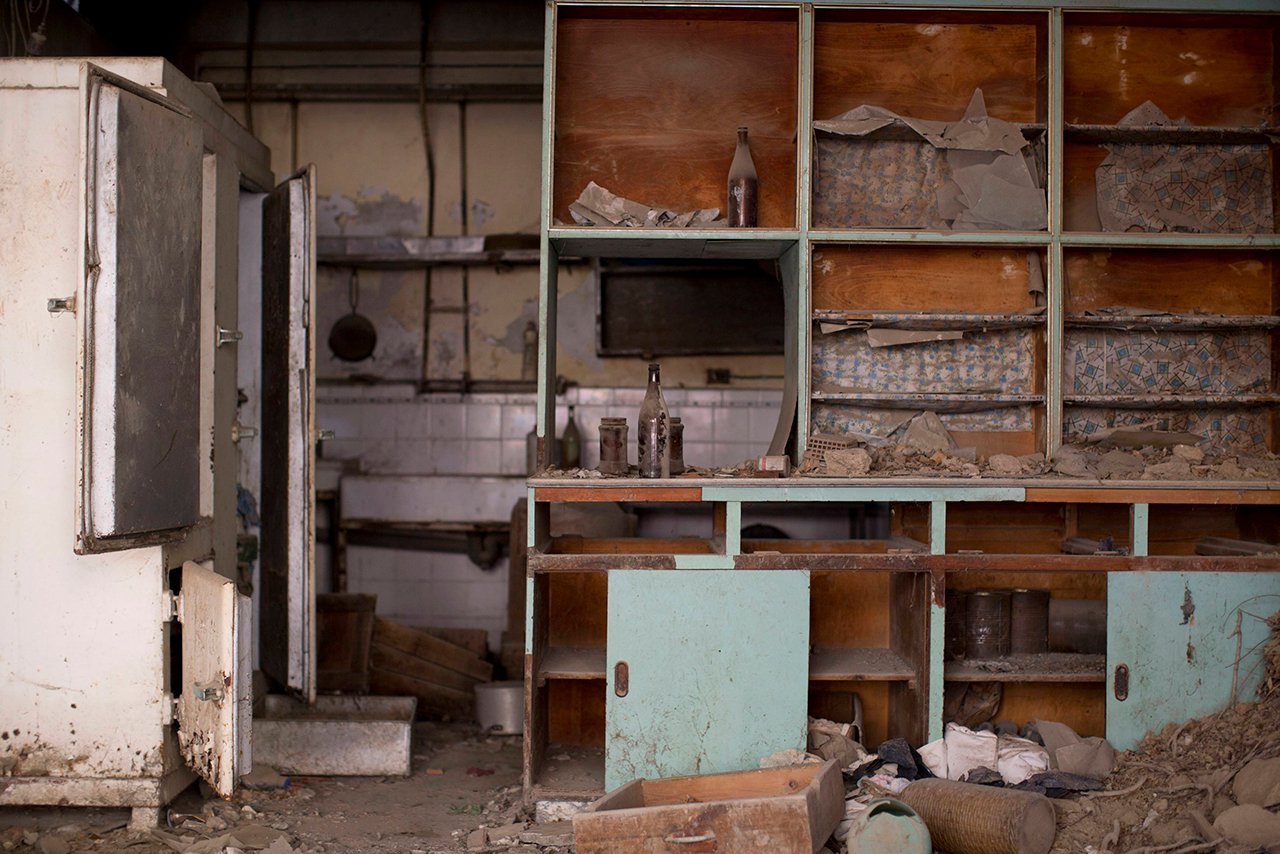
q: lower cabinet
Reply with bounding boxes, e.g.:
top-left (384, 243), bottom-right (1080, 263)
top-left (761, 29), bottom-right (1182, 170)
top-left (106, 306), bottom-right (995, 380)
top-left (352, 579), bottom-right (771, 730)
top-left (604, 570), bottom-right (810, 790)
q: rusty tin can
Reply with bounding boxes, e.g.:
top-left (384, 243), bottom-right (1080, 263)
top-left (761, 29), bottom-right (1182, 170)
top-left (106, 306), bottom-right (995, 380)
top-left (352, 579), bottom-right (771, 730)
top-left (1009, 588), bottom-right (1050, 655)
top-left (966, 590), bottom-right (1011, 659)
top-left (598, 417), bottom-right (629, 475)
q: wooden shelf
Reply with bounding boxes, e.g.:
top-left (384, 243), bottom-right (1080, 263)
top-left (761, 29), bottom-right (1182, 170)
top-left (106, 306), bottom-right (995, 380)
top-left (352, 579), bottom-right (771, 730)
top-left (813, 310), bottom-right (1045, 331)
top-left (813, 392), bottom-right (1044, 408)
top-left (1065, 313), bottom-right (1280, 331)
top-left (317, 234), bottom-right (539, 268)
top-left (1065, 393), bottom-right (1280, 408)
top-left (540, 646), bottom-right (606, 681)
top-left (945, 653), bottom-right (1106, 683)
top-left (809, 647), bottom-right (915, 682)
top-left (548, 227), bottom-right (798, 260)
top-left (1065, 123), bottom-right (1279, 144)
top-left (531, 745), bottom-right (605, 801)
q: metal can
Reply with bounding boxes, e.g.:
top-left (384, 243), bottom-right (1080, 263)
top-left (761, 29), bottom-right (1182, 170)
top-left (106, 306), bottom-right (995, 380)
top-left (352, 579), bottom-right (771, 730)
top-left (598, 417), bottom-right (629, 475)
top-left (965, 590), bottom-right (1011, 659)
top-left (669, 416), bottom-right (685, 475)
top-left (944, 588), bottom-right (967, 661)
top-left (1009, 588), bottom-right (1050, 654)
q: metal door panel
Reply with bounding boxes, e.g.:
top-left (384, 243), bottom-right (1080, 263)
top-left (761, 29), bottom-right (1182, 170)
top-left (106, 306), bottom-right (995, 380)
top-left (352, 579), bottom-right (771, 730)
top-left (78, 70), bottom-right (203, 550)
top-left (1107, 571), bottom-right (1280, 751)
top-left (605, 570), bottom-right (809, 790)
top-left (176, 561), bottom-right (248, 796)
top-left (259, 168), bottom-right (317, 702)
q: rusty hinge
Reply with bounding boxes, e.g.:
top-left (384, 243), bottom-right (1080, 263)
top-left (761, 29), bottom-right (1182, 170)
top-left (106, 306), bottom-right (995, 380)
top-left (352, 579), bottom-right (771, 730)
top-left (1113, 663), bottom-right (1129, 702)
top-left (614, 661), bottom-right (629, 698)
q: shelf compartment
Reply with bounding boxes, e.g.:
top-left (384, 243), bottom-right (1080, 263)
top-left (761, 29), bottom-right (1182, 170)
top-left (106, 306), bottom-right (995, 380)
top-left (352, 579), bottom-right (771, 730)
top-left (1148, 504), bottom-right (1280, 556)
top-left (1064, 248), bottom-right (1276, 316)
top-left (810, 647), bottom-right (915, 683)
top-left (539, 646), bottom-right (606, 682)
top-left (552, 6), bottom-right (799, 229)
top-left (944, 653), bottom-right (1106, 683)
top-left (316, 234), bottom-right (539, 269)
top-left (531, 743), bottom-right (605, 801)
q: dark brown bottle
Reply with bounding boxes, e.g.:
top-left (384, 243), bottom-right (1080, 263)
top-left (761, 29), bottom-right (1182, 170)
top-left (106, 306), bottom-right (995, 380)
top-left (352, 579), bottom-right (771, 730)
top-left (727, 126), bottom-right (758, 227)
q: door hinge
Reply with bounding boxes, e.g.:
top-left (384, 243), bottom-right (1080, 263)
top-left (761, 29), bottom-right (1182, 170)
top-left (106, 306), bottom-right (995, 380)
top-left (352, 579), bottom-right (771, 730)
top-left (216, 327), bottom-right (243, 347)
top-left (162, 591), bottom-right (177, 621)
top-left (192, 683), bottom-right (225, 704)
top-left (231, 423), bottom-right (258, 443)
top-left (47, 295), bottom-right (76, 314)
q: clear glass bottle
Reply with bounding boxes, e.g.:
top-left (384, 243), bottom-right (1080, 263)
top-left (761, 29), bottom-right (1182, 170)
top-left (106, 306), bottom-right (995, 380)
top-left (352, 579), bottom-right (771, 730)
top-left (727, 126), bottom-right (758, 228)
top-left (560, 405), bottom-right (582, 469)
top-left (637, 363), bottom-right (669, 479)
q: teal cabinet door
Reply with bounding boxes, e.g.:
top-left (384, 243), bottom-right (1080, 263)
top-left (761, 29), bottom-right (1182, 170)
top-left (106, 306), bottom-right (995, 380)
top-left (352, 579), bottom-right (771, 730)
top-left (1107, 571), bottom-right (1280, 751)
top-left (605, 570), bottom-right (810, 791)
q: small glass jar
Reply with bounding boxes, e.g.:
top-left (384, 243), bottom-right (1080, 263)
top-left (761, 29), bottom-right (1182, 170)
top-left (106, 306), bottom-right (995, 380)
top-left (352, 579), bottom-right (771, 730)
top-left (669, 416), bottom-right (685, 475)
top-left (598, 417), bottom-right (629, 475)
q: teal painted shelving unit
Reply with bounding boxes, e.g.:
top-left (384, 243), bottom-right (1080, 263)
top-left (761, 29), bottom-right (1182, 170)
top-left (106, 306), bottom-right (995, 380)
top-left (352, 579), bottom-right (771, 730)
top-left (527, 0), bottom-right (1280, 803)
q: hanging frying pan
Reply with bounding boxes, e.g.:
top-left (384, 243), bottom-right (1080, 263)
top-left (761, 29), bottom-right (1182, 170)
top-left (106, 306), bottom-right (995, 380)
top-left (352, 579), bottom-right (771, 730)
top-left (329, 268), bottom-right (377, 362)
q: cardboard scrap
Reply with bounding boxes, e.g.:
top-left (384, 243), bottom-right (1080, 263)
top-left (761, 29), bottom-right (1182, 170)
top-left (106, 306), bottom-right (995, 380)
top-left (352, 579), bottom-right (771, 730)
top-left (569, 181), bottom-right (722, 228)
top-left (815, 89), bottom-right (1047, 231)
top-left (866, 328), bottom-right (964, 348)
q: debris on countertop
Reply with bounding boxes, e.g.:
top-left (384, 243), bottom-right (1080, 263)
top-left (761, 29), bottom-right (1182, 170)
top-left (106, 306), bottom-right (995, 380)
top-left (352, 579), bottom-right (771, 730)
top-left (565, 181), bottom-right (722, 229)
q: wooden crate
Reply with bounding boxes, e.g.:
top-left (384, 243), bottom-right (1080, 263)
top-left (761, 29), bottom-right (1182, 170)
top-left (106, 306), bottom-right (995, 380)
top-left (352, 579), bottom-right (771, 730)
top-left (573, 760), bottom-right (843, 854)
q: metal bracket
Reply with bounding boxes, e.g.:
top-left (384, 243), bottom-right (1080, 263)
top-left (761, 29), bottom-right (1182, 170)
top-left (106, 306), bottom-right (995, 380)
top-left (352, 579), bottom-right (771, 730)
top-left (231, 423), bottom-right (258, 443)
top-left (47, 295), bottom-right (76, 314)
top-left (192, 683), bottom-right (225, 703)
top-left (316, 428), bottom-right (336, 442)
top-left (162, 591), bottom-right (177, 621)
top-left (216, 327), bottom-right (243, 347)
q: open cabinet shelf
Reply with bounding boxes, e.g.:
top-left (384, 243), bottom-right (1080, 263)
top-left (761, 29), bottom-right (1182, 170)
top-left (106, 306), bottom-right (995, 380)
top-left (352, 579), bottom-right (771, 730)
top-left (530, 0), bottom-right (1280, 805)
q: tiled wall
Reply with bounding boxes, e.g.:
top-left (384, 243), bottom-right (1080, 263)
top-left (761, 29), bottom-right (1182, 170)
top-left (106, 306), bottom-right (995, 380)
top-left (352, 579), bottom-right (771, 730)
top-left (317, 386), bottom-right (785, 476)
top-left (316, 385), bottom-right (785, 650)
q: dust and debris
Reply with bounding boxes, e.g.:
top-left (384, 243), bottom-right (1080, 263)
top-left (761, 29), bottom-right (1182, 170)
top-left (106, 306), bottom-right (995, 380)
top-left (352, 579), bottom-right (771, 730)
top-left (1046, 609), bottom-right (1280, 854)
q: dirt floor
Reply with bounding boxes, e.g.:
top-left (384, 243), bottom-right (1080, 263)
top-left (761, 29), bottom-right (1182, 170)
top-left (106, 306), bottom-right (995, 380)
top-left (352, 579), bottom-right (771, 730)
top-left (0, 723), bottom-right (553, 854)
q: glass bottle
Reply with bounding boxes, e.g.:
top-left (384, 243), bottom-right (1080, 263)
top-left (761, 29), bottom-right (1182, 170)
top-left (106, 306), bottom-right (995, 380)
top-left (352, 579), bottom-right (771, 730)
top-left (637, 363), bottom-right (669, 479)
top-left (560, 405), bottom-right (582, 469)
top-left (727, 126), bottom-right (758, 228)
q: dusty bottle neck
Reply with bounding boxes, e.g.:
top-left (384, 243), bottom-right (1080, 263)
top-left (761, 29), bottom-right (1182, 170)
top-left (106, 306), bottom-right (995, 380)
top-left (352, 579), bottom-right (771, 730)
top-left (736, 127), bottom-right (749, 146)
top-left (647, 363), bottom-right (662, 386)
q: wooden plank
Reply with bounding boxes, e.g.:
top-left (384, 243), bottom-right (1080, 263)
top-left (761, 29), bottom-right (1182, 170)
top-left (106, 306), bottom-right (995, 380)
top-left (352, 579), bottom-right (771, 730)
top-left (371, 617), bottom-right (493, 681)
top-left (548, 573), bottom-right (608, 648)
top-left (423, 627), bottom-right (489, 658)
top-left (811, 246), bottom-right (1042, 313)
top-left (550, 536), bottom-right (714, 555)
top-left (992, 683), bottom-right (1106, 738)
top-left (316, 593), bottom-right (376, 694)
top-left (889, 571), bottom-right (930, 744)
top-left (367, 666), bottom-right (472, 717)
top-left (814, 18), bottom-right (1041, 122)
top-left (554, 15), bottom-right (798, 228)
top-left (1025, 488), bottom-right (1280, 505)
top-left (536, 486), bottom-right (702, 503)
top-left (944, 652), bottom-right (1106, 682)
top-left (369, 643), bottom-right (480, 694)
top-left (1065, 249), bottom-right (1275, 315)
top-left (547, 678), bottom-right (606, 746)
top-left (1065, 20), bottom-right (1276, 125)
top-left (811, 571), bottom-right (889, 647)
top-left (1063, 142), bottom-right (1106, 232)
top-left (540, 645), bottom-right (607, 680)
top-left (809, 647), bottom-right (914, 681)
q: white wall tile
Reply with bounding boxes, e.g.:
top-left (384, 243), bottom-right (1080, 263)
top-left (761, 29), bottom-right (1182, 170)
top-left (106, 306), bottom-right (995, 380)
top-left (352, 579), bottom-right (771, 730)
top-left (713, 407), bottom-right (752, 444)
top-left (463, 439), bottom-right (503, 475)
top-left (466, 403), bottom-right (502, 439)
top-left (429, 403), bottom-right (465, 440)
top-left (501, 403), bottom-right (536, 439)
top-left (501, 438), bottom-right (528, 476)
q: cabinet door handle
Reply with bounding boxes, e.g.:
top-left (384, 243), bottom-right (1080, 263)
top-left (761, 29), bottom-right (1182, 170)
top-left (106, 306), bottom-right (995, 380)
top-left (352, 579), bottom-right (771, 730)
top-left (664, 833), bottom-right (715, 845)
top-left (614, 660), bottom-right (629, 697)
top-left (1114, 663), bottom-right (1129, 701)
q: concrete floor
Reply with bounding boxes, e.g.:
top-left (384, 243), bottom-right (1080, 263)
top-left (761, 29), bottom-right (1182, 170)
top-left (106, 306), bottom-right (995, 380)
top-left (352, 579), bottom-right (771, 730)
top-left (0, 723), bottom-right (554, 854)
